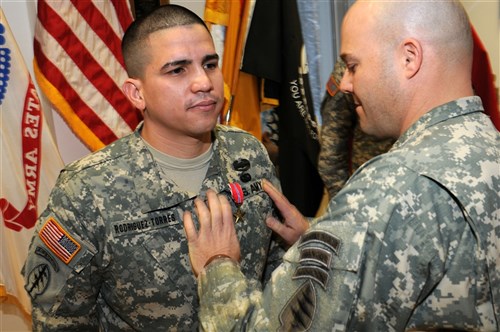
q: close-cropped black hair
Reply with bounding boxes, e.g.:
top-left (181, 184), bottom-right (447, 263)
top-left (122, 4), bottom-right (210, 78)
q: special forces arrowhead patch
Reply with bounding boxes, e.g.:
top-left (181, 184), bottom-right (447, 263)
top-left (25, 264), bottom-right (50, 300)
top-left (278, 280), bottom-right (316, 332)
top-left (279, 230), bottom-right (342, 330)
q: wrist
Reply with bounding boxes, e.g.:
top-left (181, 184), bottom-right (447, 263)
top-left (203, 254), bottom-right (233, 269)
top-left (198, 257), bottom-right (243, 297)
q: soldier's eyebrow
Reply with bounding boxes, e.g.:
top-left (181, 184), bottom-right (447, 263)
top-left (161, 59), bottom-right (191, 71)
top-left (340, 53), bottom-right (355, 64)
top-left (160, 54), bottom-right (219, 71)
top-left (202, 53), bottom-right (219, 64)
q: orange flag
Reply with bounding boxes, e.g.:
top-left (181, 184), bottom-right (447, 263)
top-left (205, 0), bottom-right (262, 139)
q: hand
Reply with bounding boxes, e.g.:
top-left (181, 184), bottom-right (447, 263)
top-left (262, 179), bottom-right (309, 246)
top-left (183, 189), bottom-right (241, 277)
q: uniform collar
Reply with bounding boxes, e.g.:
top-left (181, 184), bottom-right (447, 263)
top-left (394, 96), bottom-right (484, 149)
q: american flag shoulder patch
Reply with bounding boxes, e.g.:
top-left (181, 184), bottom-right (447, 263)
top-left (39, 217), bottom-right (81, 264)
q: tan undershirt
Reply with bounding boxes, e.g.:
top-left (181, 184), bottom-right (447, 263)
top-left (144, 141), bottom-right (213, 197)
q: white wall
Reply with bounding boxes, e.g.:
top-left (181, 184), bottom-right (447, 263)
top-left (462, 0), bottom-right (500, 90)
top-left (1, 1), bottom-right (498, 331)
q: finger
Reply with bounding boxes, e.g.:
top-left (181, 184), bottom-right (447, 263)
top-left (262, 179), bottom-right (295, 217)
top-left (262, 179), bottom-right (287, 203)
top-left (266, 216), bottom-right (298, 246)
top-left (194, 197), bottom-right (211, 231)
top-left (206, 190), bottom-right (222, 230)
top-left (266, 216), bottom-right (285, 234)
top-left (218, 194), bottom-right (234, 227)
top-left (218, 194), bottom-right (241, 262)
top-left (183, 211), bottom-right (197, 242)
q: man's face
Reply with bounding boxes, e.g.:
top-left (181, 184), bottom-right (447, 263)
top-left (339, 4), bottom-right (403, 139)
top-left (137, 24), bottom-right (224, 141)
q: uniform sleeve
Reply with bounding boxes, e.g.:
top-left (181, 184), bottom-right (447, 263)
top-left (197, 219), bottom-right (369, 331)
top-left (197, 259), bottom-right (264, 331)
top-left (22, 173), bottom-right (100, 331)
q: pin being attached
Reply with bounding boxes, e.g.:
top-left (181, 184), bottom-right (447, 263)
top-left (229, 182), bottom-right (245, 223)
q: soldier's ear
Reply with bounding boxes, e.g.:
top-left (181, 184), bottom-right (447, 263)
top-left (122, 78), bottom-right (146, 113)
top-left (400, 38), bottom-right (422, 79)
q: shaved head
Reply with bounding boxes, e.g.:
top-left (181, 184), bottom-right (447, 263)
top-left (339, 0), bottom-right (475, 138)
top-left (346, 0), bottom-right (473, 66)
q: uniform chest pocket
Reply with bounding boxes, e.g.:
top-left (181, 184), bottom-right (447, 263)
top-left (137, 209), bottom-right (193, 278)
top-left (141, 217), bottom-right (196, 300)
top-left (109, 210), bottom-right (185, 274)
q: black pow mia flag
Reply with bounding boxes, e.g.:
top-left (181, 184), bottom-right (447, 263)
top-left (242, 0), bottom-right (324, 217)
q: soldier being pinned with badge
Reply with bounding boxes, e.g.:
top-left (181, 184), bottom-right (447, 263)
top-left (22, 5), bottom-right (284, 331)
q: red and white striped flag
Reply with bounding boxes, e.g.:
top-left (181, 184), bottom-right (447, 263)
top-left (39, 218), bottom-right (81, 264)
top-left (33, 0), bottom-right (141, 152)
top-left (0, 7), bottom-right (64, 315)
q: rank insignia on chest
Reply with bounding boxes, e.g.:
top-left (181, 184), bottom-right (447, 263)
top-left (229, 182), bottom-right (245, 223)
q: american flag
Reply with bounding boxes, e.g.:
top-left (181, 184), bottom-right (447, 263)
top-left (33, 0), bottom-right (142, 152)
top-left (39, 218), bottom-right (81, 264)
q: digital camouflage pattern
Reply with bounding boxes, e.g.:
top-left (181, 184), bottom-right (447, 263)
top-left (319, 59), bottom-right (394, 198)
top-left (22, 123), bottom-right (283, 331)
top-left (197, 96), bottom-right (500, 331)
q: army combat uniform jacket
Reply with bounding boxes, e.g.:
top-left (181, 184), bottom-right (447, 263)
top-left (197, 96), bottom-right (500, 331)
top-left (22, 124), bottom-right (282, 331)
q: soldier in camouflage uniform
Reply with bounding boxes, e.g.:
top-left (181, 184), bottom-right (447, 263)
top-left (184, 1), bottom-right (500, 330)
top-left (319, 59), bottom-right (394, 198)
top-left (22, 5), bottom-right (282, 331)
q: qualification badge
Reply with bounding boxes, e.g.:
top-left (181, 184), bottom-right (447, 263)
top-left (229, 182), bottom-right (245, 223)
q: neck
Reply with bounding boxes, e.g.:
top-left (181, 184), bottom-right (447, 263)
top-left (141, 124), bottom-right (212, 159)
top-left (400, 69), bottom-right (474, 136)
